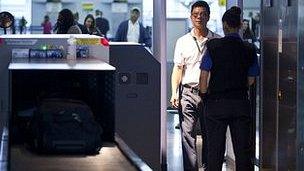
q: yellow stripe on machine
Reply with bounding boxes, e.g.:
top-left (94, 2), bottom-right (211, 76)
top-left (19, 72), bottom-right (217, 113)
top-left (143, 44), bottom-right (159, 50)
top-left (76, 38), bottom-right (100, 45)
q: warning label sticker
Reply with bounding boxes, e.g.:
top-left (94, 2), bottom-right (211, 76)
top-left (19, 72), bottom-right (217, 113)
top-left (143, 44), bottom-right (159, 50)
top-left (76, 38), bottom-right (100, 45)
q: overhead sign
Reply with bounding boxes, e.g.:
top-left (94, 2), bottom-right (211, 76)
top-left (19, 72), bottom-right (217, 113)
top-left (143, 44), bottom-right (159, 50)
top-left (219, 0), bottom-right (226, 6)
top-left (82, 3), bottom-right (94, 11)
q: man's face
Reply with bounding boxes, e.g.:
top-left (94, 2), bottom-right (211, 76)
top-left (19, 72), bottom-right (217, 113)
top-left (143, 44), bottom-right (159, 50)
top-left (191, 6), bottom-right (209, 29)
top-left (130, 11), bottom-right (140, 23)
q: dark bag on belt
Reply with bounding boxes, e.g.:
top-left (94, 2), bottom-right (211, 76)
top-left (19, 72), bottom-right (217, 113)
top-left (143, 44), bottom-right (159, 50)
top-left (29, 98), bottom-right (102, 154)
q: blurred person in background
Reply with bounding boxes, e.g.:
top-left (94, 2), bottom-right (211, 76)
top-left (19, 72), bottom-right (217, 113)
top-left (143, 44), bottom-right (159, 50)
top-left (41, 15), bottom-right (52, 34)
top-left (19, 16), bottom-right (27, 34)
top-left (84, 14), bottom-right (102, 36)
top-left (56, 9), bottom-right (81, 34)
top-left (242, 19), bottom-right (256, 43)
top-left (73, 12), bottom-right (87, 34)
top-left (251, 13), bottom-right (260, 38)
top-left (95, 10), bottom-right (109, 37)
top-left (115, 8), bottom-right (151, 48)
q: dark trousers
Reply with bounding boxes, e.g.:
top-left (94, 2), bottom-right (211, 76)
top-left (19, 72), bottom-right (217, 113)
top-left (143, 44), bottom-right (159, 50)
top-left (204, 99), bottom-right (254, 171)
top-left (179, 86), bottom-right (207, 171)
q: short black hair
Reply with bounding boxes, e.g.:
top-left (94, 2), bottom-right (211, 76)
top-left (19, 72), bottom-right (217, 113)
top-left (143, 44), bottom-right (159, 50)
top-left (131, 8), bottom-right (140, 14)
top-left (191, 1), bottom-right (210, 15)
top-left (95, 10), bottom-right (103, 16)
top-left (222, 6), bottom-right (242, 28)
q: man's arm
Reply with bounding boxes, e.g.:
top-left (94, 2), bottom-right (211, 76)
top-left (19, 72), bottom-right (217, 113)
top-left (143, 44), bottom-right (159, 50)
top-left (247, 46), bottom-right (260, 86)
top-left (170, 65), bottom-right (183, 108)
top-left (199, 49), bottom-right (212, 97)
top-left (144, 31), bottom-right (152, 48)
top-left (115, 22), bottom-right (123, 41)
top-left (105, 19), bottom-right (110, 32)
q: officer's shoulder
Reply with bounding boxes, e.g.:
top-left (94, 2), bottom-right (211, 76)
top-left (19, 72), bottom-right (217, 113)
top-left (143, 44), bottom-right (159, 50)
top-left (207, 31), bottom-right (222, 43)
top-left (209, 31), bottom-right (221, 39)
top-left (207, 38), bottom-right (222, 48)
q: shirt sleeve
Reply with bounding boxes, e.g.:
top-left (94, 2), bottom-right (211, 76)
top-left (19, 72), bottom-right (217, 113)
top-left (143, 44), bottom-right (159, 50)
top-left (248, 53), bottom-right (260, 76)
top-left (200, 50), bottom-right (212, 71)
top-left (173, 39), bottom-right (184, 66)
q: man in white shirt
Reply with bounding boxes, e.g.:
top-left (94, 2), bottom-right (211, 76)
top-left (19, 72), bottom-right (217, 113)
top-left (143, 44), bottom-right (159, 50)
top-left (127, 10), bottom-right (140, 43)
top-left (115, 8), bottom-right (151, 48)
top-left (170, 1), bottom-right (220, 170)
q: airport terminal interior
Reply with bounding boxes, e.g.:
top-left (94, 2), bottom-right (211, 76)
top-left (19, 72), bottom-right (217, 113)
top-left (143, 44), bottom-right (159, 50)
top-left (0, 0), bottom-right (303, 171)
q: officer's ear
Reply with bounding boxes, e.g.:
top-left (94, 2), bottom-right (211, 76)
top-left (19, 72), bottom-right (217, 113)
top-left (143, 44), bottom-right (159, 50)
top-left (222, 21), bottom-right (229, 34)
top-left (223, 22), bottom-right (228, 29)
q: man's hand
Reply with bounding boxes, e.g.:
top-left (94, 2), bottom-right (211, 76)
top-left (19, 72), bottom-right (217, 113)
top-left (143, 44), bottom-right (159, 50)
top-left (170, 94), bottom-right (179, 108)
top-left (171, 64), bottom-right (183, 108)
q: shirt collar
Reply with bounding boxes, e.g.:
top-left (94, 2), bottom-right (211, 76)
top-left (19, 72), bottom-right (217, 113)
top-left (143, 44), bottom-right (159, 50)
top-left (129, 20), bottom-right (139, 26)
top-left (190, 28), bottom-right (214, 39)
top-left (225, 32), bottom-right (241, 39)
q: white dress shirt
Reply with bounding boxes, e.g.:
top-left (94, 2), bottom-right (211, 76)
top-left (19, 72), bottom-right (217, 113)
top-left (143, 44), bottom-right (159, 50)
top-left (173, 29), bottom-right (221, 87)
top-left (127, 20), bottom-right (140, 43)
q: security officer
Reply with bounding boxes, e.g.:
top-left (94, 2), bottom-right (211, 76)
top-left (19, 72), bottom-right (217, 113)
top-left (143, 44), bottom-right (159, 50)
top-left (199, 6), bottom-right (259, 171)
top-left (170, 1), bottom-right (220, 170)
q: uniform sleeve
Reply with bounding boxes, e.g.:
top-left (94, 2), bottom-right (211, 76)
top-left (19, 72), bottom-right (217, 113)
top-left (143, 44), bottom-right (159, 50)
top-left (200, 50), bottom-right (212, 71)
top-left (248, 53), bottom-right (260, 76)
top-left (173, 39), bottom-right (185, 66)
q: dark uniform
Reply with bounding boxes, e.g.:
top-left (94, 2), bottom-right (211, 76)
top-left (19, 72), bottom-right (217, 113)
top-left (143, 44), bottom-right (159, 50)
top-left (200, 33), bottom-right (259, 171)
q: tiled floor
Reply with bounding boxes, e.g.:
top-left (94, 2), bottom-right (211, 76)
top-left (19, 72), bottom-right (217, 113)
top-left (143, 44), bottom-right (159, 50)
top-left (167, 110), bottom-right (183, 171)
top-left (10, 143), bottom-right (137, 171)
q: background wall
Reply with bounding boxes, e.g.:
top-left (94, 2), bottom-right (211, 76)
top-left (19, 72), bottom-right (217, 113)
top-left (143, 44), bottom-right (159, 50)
top-left (30, 0), bottom-right (226, 38)
top-left (31, 0), bottom-right (142, 38)
top-left (0, 0), bottom-right (32, 32)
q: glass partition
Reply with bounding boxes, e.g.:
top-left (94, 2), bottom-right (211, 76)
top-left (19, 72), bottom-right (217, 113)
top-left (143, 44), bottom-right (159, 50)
top-left (243, 0), bottom-right (261, 167)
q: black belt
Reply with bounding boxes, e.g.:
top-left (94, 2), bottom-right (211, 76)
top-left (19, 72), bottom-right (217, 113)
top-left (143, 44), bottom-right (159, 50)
top-left (182, 84), bottom-right (199, 92)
